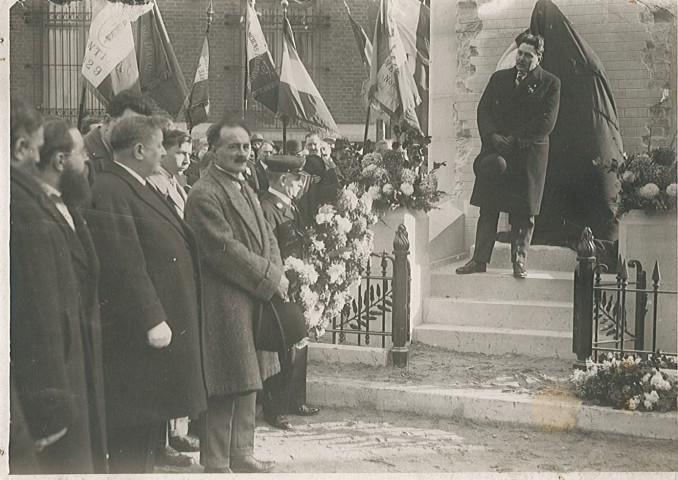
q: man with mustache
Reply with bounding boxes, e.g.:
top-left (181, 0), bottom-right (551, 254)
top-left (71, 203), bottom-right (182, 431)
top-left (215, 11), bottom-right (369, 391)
top-left (457, 33), bottom-right (560, 279)
top-left (10, 102), bottom-right (102, 473)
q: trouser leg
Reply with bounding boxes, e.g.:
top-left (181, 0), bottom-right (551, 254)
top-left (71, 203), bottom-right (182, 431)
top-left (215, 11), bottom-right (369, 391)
top-left (290, 345), bottom-right (308, 409)
top-left (230, 392), bottom-right (256, 459)
top-left (108, 422), bottom-right (164, 473)
top-left (509, 214), bottom-right (535, 264)
top-left (262, 349), bottom-right (294, 416)
top-left (472, 209), bottom-right (500, 264)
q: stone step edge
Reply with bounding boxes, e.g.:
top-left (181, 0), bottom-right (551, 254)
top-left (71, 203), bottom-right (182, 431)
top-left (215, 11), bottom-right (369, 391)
top-left (426, 297), bottom-right (572, 308)
top-left (431, 266), bottom-right (575, 279)
top-left (415, 323), bottom-right (572, 338)
top-left (307, 375), bottom-right (677, 441)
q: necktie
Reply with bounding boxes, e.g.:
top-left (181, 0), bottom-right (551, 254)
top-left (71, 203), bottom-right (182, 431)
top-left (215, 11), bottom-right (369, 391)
top-left (515, 73), bottom-right (526, 87)
top-left (167, 177), bottom-right (186, 218)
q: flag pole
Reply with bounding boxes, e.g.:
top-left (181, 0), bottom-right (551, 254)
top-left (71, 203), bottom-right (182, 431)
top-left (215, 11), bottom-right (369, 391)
top-left (280, 0), bottom-right (289, 153)
top-left (362, 106), bottom-right (370, 149)
top-left (77, 83), bottom-right (87, 131)
top-left (189, 0), bottom-right (213, 134)
top-left (243, 0), bottom-right (252, 117)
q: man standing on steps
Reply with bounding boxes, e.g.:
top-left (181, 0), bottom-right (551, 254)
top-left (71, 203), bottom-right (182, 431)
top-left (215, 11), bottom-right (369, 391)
top-left (456, 33), bottom-right (560, 279)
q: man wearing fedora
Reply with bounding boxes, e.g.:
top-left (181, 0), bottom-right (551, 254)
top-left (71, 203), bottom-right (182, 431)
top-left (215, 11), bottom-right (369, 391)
top-left (457, 33), bottom-right (560, 279)
top-left (259, 155), bottom-right (320, 430)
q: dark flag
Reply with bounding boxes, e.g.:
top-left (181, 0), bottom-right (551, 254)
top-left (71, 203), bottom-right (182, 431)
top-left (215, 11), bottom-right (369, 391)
top-left (136, 3), bottom-right (189, 119)
top-left (528, 0), bottom-right (623, 243)
top-left (278, 16), bottom-right (340, 135)
top-left (246, 1), bottom-right (279, 114)
top-left (187, 33), bottom-right (210, 130)
top-left (344, 0), bottom-right (373, 69)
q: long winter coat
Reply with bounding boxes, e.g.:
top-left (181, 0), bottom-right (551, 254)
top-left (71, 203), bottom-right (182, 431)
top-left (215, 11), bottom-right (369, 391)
top-left (86, 163), bottom-right (207, 427)
top-left (185, 165), bottom-right (284, 397)
top-left (10, 167), bottom-right (95, 474)
top-left (470, 65), bottom-right (561, 216)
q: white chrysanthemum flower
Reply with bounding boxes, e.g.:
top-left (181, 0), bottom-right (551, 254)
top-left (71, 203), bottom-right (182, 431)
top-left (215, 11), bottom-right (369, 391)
top-left (334, 215), bottom-right (353, 235)
top-left (300, 285), bottom-right (319, 307)
top-left (367, 185), bottom-right (382, 200)
top-left (338, 188), bottom-right (359, 211)
top-left (638, 183), bottom-right (660, 199)
top-left (361, 164), bottom-right (377, 176)
top-left (361, 152), bottom-right (382, 168)
top-left (400, 182), bottom-right (415, 196)
top-left (643, 390), bottom-right (660, 410)
top-left (327, 263), bottom-right (346, 284)
top-left (627, 395), bottom-right (641, 411)
top-left (400, 168), bottom-right (417, 184)
top-left (340, 250), bottom-right (351, 260)
top-left (382, 183), bottom-right (394, 195)
top-left (666, 183), bottom-right (678, 197)
top-left (622, 170), bottom-right (636, 183)
top-left (312, 239), bottom-right (326, 253)
top-left (316, 211), bottom-right (334, 225)
top-left (641, 373), bottom-right (651, 384)
top-left (650, 371), bottom-right (672, 391)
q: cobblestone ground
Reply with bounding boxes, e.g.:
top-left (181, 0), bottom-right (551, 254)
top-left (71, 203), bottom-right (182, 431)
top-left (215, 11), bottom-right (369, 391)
top-left (157, 406), bottom-right (678, 474)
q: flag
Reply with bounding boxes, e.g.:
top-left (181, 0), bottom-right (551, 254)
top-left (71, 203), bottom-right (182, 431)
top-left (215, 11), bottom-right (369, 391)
top-left (278, 17), bottom-right (340, 135)
top-left (343, 0), bottom-right (373, 69)
top-left (135, 3), bottom-right (189, 118)
top-left (366, 0), bottom-right (421, 133)
top-left (81, 0), bottom-right (153, 103)
top-left (246, 2), bottom-right (279, 114)
top-left (187, 33), bottom-right (210, 129)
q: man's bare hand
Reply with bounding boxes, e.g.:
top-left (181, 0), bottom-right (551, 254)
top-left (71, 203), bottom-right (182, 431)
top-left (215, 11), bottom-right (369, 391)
top-left (490, 134), bottom-right (513, 155)
top-left (277, 274), bottom-right (290, 299)
top-left (147, 321), bottom-right (172, 348)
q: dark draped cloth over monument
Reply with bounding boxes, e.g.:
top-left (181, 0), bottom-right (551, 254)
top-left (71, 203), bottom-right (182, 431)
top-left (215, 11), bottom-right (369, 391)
top-left (528, 0), bottom-right (623, 244)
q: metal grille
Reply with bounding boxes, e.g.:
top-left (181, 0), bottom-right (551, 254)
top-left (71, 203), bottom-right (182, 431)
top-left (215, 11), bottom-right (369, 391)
top-left (38, 0), bottom-right (106, 121)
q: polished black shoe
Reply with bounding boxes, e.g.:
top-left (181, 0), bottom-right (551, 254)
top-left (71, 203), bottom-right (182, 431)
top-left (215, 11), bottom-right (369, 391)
top-left (230, 455), bottom-right (276, 473)
top-left (204, 466), bottom-right (234, 473)
top-left (455, 260), bottom-right (487, 275)
top-left (169, 434), bottom-right (200, 452)
top-left (495, 231), bottom-right (512, 244)
top-left (293, 404), bottom-right (320, 416)
top-left (264, 413), bottom-right (293, 430)
top-left (155, 446), bottom-right (193, 467)
top-left (513, 261), bottom-right (528, 279)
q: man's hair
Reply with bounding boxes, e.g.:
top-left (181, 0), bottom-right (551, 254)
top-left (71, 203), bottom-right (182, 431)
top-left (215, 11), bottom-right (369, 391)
top-left (261, 140), bottom-right (275, 149)
top-left (206, 116), bottom-right (251, 149)
top-left (10, 97), bottom-right (42, 151)
top-left (109, 116), bottom-right (168, 153)
top-left (517, 33), bottom-right (544, 57)
top-left (80, 115), bottom-right (103, 135)
top-left (163, 129), bottom-right (191, 150)
top-left (304, 132), bottom-right (320, 142)
top-left (107, 89), bottom-right (154, 118)
top-left (39, 117), bottom-right (75, 170)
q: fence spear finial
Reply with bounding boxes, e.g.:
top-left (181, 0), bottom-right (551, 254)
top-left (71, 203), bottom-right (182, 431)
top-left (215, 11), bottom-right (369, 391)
top-left (577, 227), bottom-right (596, 258)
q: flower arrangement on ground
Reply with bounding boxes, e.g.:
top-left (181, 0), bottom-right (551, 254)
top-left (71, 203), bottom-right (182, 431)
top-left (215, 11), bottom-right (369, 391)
top-left (596, 147), bottom-right (677, 217)
top-left (570, 352), bottom-right (677, 412)
top-left (284, 185), bottom-right (379, 339)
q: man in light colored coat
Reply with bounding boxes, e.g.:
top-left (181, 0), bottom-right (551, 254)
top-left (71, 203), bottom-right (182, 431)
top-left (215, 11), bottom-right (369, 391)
top-left (186, 117), bottom-right (286, 474)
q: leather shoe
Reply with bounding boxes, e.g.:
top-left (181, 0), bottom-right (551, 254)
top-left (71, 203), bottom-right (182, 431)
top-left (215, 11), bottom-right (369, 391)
top-left (264, 413), bottom-right (293, 430)
top-left (230, 455), bottom-right (276, 473)
top-left (204, 466), bottom-right (233, 473)
top-left (155, 445), bottom-right (193, 467)
top-left (513, 261), bottom-right (528, 279)
top-left (293, 404), bottom-right (320, 416)
top-left (455, 260), bottom-right (487, 275)
top-left (169, 434), bottom-right (200, 452)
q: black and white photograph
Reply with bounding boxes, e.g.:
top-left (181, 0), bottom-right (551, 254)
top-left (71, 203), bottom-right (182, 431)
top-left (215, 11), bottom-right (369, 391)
top-left (1, 0), bottom-right (676, 475)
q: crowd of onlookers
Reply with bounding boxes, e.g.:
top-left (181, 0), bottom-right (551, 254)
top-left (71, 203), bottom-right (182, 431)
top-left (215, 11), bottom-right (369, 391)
top-left (9, 89), bottom-right (347, 474)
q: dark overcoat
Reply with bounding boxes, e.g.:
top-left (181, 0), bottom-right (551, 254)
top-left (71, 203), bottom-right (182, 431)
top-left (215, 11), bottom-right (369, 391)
top-left (470, 65), bottom-right (561, 216)
top-left (185, 165), bottom-right (284, 397)
top-left (86, 163), bottom-right (207, 427)
top-left (10, 167), bottom-right (94, 474)
top-left (259, 191), bottom-right (305, 261)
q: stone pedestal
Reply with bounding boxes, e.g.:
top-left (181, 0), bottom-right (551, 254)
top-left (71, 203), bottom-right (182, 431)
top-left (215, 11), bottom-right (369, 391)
top-left (618, 210), bottom-right (677, 353)
top-left (371, 207), bottom-right (430, 331)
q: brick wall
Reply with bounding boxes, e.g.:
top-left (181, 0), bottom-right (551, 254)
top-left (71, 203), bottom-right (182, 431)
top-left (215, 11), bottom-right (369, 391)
top-left (451, 0), bottom-right (677, 249)
top-left (9, 0), bottom-right (40, 108)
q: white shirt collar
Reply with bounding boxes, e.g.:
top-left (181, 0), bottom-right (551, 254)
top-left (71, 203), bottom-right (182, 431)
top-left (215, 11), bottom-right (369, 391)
top-left (38, 180), bottom-right (62, 199)
top-left (268, 187), bottom-right (292, 205)
top-left (114, 161), bottom-right (147, 185)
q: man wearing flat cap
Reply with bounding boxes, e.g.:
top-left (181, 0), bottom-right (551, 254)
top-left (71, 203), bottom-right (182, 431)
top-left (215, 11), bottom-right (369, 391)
top-left (259, 155), bottom-right (320, 430)
top-left (457, 33), bottom-right (560, 279)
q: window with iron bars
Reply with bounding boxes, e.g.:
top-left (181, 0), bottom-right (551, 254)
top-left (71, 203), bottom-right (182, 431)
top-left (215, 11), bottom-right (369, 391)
top-left (37, 0), bottom-right (107, 123)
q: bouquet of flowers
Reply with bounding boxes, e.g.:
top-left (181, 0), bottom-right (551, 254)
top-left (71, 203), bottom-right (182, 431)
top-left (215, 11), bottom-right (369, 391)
top-left (284, 185), bottom-right (379, 339)
top-left (570, 352), bottom-right (677, 412)
top-left (596, 147), bottom-right (677, 217)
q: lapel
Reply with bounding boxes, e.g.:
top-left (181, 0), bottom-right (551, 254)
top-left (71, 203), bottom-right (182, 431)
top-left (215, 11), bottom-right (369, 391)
top-left (106, 163), bottom-right (190, 242)
top-left (71, 208), bottom-right (99, 277)
top-left (209, 166), bottom-right (264, 249)
top-left (512, 65), bottom-right (545, 103)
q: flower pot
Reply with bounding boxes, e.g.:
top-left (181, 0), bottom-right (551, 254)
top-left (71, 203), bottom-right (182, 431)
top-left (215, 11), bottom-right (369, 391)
top-left (618, 209), bottom-right (677, 353)
top-left (371, 207), bottom-right (430, 330)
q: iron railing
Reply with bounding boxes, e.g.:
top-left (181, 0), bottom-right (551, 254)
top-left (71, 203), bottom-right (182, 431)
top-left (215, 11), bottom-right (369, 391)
top-left (573, 227), bottom-right (678, 369)
top-left (326, 223), bottom-right (411, 367)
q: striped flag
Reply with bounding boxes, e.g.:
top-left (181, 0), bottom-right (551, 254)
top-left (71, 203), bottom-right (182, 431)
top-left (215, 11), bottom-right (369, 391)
top-left (277, 17), bottom-right (340, 135)
top-left (187, 33), bottom-right (210, 129)
top-left (81, 0), bottom-right (153, 103)
top-left (343, 0), bottom-right (373, 69)
top-left (246, 2), bottom-right (279, 114)
top-left (366, 0), bottom-right (422, 133)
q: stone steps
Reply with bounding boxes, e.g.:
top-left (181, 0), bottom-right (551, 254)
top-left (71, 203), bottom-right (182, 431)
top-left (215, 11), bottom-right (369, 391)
top-left (471, 242), bottom-right (577, 272)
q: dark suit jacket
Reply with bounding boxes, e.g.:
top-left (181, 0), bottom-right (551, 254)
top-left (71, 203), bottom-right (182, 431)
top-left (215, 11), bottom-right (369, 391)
top-left (10, 167), bottom-right (94, 474)
top-left (185, 165), bottom-right (283, 396)
top-left (86, 163), bottom-right (207, 427)
top-left (470, 65), bottom-right (561, 215)
top-left (259, 191), bottom-right (305, 260)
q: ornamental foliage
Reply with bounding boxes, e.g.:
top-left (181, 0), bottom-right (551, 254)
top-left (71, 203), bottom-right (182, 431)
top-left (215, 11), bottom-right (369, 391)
top-left (570, 352), bottom-right (677, 412)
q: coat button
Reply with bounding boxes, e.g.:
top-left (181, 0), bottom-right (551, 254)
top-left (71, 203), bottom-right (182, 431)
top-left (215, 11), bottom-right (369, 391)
top-left (173, 258), bottom-right (177, 262)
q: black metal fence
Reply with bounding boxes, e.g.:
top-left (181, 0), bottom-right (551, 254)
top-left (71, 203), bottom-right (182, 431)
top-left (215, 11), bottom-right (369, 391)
top-left (573, 227), bottom-right (678, 368)
top-left (326, 224), bottom-right (411, 367)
